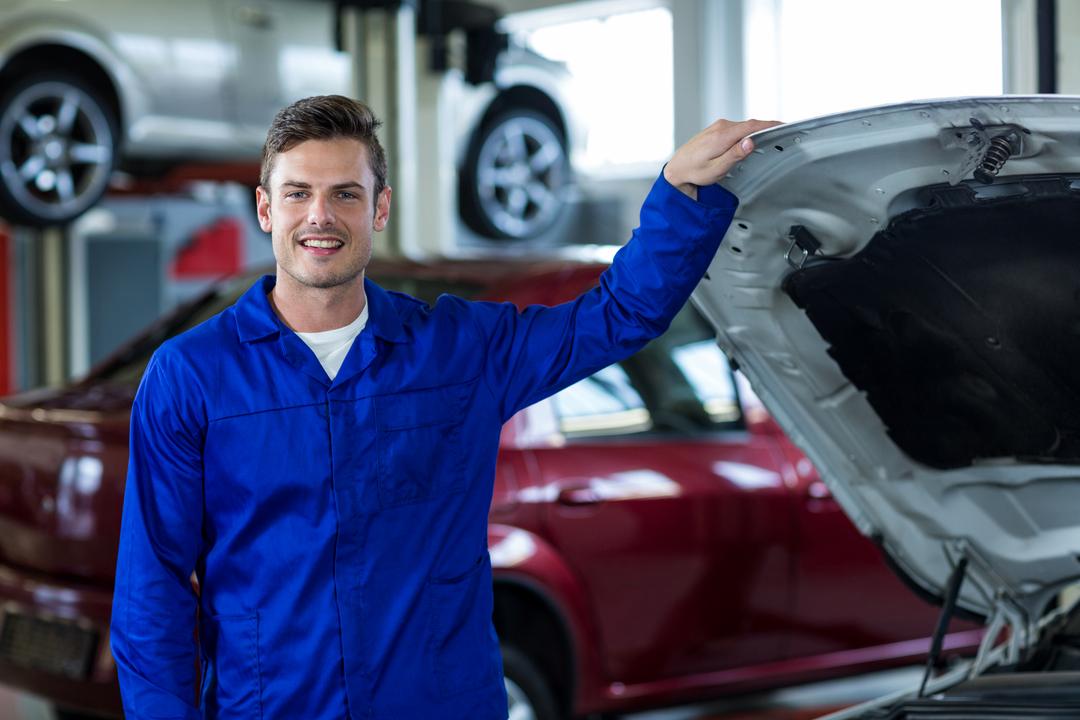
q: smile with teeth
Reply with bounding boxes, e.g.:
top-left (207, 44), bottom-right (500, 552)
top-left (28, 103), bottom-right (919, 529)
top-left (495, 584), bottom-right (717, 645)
top-left (301, 238), bottom-right (344, 249)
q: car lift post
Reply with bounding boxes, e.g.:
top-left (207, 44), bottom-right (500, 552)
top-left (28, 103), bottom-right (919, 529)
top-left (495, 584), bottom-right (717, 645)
top-left (338, 1), bottom-right (484, 259)
top-left (671, 0), bottom-right (746, 144)
top-left (339, 1), bottom-right (421, 258)
top-left (7, 224), bottom-right (67, 390)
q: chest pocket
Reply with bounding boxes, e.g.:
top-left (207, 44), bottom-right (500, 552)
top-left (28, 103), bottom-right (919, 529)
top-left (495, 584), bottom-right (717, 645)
top-left (374, 380), bottom-right (472, 509)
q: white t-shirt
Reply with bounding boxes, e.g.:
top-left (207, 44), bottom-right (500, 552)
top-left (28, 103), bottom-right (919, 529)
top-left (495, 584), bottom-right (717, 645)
top-left (295, 303), bottom-right (369, 381)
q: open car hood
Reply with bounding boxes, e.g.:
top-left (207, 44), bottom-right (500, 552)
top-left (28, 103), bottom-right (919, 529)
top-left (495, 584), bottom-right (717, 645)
top-left (693, 96), bottom-right (1080, 627)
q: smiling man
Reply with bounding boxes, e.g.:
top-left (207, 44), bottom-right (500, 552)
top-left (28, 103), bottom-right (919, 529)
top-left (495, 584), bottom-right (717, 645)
top-left (257, 106), bottom-right (390, 335)
top-left (110, 95), bottom-right (777, 720)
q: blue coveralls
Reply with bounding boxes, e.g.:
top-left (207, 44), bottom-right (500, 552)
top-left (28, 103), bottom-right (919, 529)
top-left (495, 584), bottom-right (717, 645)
top-left (110, 173), bottom-right (737, 719)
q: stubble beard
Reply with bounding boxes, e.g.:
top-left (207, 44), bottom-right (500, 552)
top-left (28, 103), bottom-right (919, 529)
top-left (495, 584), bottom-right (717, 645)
top-left (279, 228), bottom-right (371, 290)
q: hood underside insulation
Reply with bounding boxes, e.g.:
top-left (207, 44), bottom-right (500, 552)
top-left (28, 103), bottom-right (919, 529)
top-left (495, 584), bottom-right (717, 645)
top-left (783, 177), bottom-right (1080, 469)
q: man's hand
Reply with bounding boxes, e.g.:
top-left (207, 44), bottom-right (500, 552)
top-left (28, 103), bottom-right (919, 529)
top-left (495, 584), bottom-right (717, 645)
top-left (664, 118), bottom-right (782, 201)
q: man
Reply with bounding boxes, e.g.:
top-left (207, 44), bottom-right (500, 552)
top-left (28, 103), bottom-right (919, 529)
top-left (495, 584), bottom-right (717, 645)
top-left (110, 94), bottom-right (778, 719)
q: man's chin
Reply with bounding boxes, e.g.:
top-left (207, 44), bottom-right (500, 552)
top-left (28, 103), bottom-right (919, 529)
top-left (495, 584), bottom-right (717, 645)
top-left (280, 265), bottom-right (364, 291)
top-left (302, 273), bottom-right (361, 290)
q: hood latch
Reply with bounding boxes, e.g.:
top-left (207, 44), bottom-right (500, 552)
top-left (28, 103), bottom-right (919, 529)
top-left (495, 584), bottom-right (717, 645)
top-left (785, 225), bottom-right (822, 270)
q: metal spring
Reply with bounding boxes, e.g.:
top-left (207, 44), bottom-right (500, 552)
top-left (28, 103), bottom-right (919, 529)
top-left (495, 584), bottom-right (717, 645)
top-left (974, 135), bottom-right (1015, 183)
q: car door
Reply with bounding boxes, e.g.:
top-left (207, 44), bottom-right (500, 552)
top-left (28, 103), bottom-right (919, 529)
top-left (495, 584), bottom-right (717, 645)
top-left (525, 305), bottom-right (798, 686)
top-left (219, 0), bottom-right (351, 151)
top-left (778, 430), bottom-right (953, 659)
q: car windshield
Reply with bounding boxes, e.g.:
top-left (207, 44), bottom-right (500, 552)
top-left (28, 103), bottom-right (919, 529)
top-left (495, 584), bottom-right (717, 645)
top-left (85, 272), bottom-right (484, 387)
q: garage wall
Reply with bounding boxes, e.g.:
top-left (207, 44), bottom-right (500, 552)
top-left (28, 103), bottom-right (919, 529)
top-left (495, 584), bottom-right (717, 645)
top-left (66, 192), bottom-right (275, 379)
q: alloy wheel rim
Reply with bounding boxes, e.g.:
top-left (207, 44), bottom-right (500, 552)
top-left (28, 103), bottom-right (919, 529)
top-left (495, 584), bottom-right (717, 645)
top-left (505, 676), bottom-right (538, 720)
top-left (0, 80), bottom-right (114, 222)
top-left (476, 115), bottom-right (566, 239)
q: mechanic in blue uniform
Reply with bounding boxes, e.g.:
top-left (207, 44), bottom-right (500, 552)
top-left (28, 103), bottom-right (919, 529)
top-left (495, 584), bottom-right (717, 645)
top-left (110, 94), bottom-right (778, 719)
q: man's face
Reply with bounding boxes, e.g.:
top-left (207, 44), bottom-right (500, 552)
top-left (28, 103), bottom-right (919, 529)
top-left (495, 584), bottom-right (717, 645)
top-left (256, 138), bottom-right (391, 292)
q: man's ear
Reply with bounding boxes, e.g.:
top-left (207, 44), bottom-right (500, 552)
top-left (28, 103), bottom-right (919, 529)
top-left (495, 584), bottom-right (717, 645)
top-left (256, 186), bottom-right (273, 233)
top-left (373, 186), bottom-right (392, 232)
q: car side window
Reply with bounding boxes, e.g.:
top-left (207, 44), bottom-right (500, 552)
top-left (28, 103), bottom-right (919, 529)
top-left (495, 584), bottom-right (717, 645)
top-left (670, 340), bottom-right (740, 424)
top-left (552, 364), bottom-right (653, 437)
top-left (552, 305), bottom-right (741, 438)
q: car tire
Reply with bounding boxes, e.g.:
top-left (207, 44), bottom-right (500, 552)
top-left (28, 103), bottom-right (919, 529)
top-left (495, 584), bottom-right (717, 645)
top-left (0, 72), bottom-right (118, 227)
top-left (502, 643), bottom-right (561, 720)
top-left (460, 108), bottom-right (569, 241)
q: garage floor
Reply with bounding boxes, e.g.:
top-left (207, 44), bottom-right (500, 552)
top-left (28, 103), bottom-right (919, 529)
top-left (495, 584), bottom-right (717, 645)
top-left (0, 666), bottom-right (921, 719)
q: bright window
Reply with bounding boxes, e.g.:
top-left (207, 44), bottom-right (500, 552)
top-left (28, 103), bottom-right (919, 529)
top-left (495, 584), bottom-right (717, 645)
top-left (744, 0), bottom-right (1004, 122)
top-left (511, 5), bottom-right (674, 170)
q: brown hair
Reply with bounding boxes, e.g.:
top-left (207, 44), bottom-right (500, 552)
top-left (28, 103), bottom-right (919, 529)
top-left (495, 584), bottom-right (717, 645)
top-left (259, 95), bottom-right (388, 197)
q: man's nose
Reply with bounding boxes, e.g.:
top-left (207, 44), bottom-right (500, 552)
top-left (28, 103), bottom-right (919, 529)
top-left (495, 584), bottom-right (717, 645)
top-left (307, 195), bottom-right (335, 226)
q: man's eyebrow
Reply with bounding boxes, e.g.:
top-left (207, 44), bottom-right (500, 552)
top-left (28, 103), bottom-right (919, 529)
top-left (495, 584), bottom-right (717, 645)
top-left (331, 182), bottom-right (366, 192)
top-left (279, 180), bottom-right (366, 192)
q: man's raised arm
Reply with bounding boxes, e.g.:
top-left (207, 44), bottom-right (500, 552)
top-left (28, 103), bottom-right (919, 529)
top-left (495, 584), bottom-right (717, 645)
top-left (467, 117), bottom-right (781, 420)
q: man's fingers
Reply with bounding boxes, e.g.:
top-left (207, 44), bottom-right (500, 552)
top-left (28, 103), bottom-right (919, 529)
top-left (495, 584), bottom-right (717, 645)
top-left (707, 143), bottom-right (753, 179)
top-left (704, 120), bottom-right (782, 177)
top-left (707, 119), bottom-right (782, 157)
top-left (747, 119), bottom-right (784, 132)
top-left (664, 117), bottom-right (784, 195)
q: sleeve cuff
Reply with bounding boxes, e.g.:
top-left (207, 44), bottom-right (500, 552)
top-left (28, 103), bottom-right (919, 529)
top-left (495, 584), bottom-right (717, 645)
top-left (655, 166), bottom-right (739, 211)
top-left (697, 182), bottom-right (739, 209)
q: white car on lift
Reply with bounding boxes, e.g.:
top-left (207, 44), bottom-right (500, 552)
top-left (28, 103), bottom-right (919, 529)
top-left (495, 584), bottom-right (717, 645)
top-left (695, 95), bottom-right (1080, 718)
top-left (0, 0), bottom-right (579, 240)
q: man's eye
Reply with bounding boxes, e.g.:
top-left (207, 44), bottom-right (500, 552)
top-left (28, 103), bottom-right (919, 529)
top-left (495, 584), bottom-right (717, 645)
top-left (285, 191), bottom-right (307, 199)
top-left (337, 192), bottom-right (357, 200)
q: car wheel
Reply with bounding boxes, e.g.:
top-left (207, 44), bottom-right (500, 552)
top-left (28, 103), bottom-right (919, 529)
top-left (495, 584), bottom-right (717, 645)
top-left (502, 643), bottom-right (561, 720)
top-left (53, 708), bottom-right (112, 720)
top-left (0, 73), bottom-right (117, 227)
top-left (460, 108), bottom-right (569, 240)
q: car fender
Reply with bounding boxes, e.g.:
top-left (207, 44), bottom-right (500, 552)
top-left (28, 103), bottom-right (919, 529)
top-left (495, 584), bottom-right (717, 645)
top-left (451, 50), bottom-right (582, 168)
top-left (487, 522), bottom-right (609, 712)
top-left (495, 50), bottom-right (584, 159)
top-left (0, 12), bottom-right (147, 138)
top-left (446, 74), bottom-right (498, 167)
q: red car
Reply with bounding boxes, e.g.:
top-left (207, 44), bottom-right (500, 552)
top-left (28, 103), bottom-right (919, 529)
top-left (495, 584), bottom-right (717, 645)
top-left (0, 259), bottom-right (980, 720)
